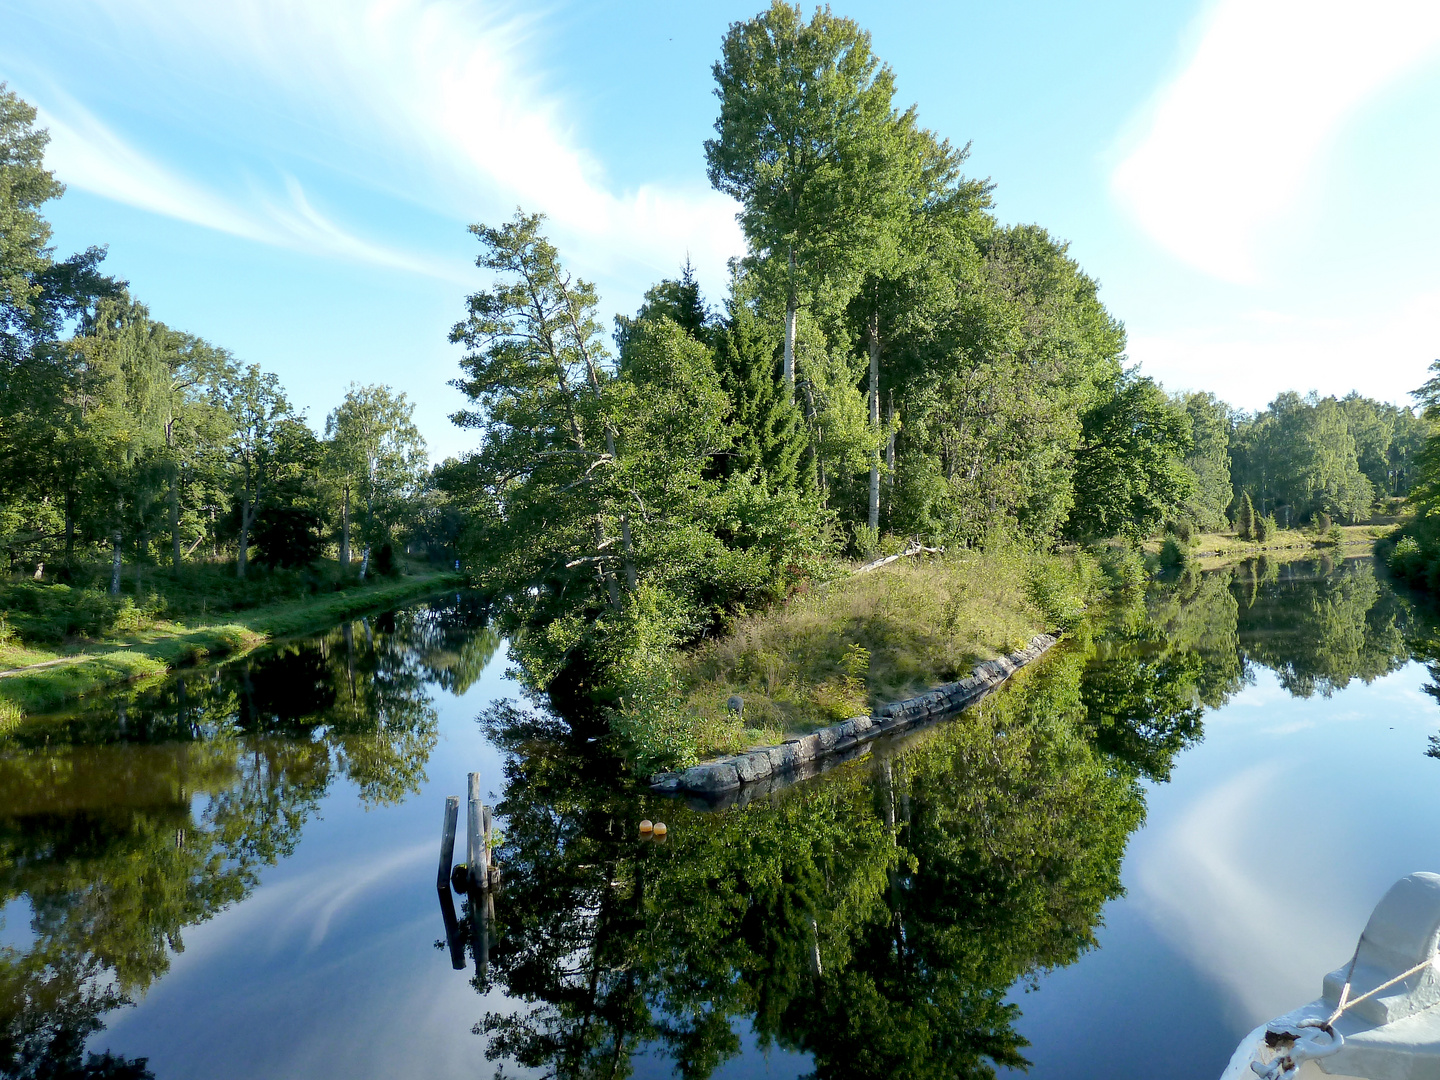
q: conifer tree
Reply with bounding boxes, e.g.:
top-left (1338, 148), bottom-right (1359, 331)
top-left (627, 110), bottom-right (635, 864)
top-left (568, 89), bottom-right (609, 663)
top-left (712, 299), bottom-right (806, 493)
top-left (1237, 492), bottom-right (1256, 541)
top-left (614, 260), bottom-right (710, 359)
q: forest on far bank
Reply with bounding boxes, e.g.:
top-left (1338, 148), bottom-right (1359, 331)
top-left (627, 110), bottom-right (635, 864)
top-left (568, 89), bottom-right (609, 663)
top-left (4, 3), bottom-right (1440, 760)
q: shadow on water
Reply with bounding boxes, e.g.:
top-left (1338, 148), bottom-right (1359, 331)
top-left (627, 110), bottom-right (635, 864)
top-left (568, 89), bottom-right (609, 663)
top-left (6, 560), bottom-right (1440, 1078)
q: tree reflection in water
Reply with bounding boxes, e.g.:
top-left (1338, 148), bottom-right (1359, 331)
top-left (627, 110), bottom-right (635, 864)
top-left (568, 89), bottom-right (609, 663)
top-left (0, 562), bottom-right (1430, 1080)
top-left (468, 555), bottom-right (1432, 1080)
top-left (0, 595), bottom-right (497, 1079)
top-left (472, 647), bottom-right (1144, 1080)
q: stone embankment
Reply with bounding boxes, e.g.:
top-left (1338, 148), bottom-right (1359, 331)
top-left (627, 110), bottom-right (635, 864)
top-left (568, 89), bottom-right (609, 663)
top-left (650, 632), bottom-right (1058, 805)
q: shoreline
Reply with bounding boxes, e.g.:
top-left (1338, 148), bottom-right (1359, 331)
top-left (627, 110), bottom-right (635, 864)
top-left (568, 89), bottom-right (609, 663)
top-left (651, 632), bottom-right (1059, 802)
top-left (0, 571), bottom-right (465, 719)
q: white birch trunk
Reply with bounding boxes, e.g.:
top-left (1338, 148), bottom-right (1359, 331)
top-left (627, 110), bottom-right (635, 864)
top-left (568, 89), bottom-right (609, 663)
top-left (868, 315), bottom-right (881, 532)
top-left (110, 530), bottom-right (123, 596)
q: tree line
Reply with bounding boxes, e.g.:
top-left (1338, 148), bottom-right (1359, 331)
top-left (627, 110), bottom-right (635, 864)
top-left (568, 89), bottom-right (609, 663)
top-left (0, 85), bottom-right (433, 592)
top-left (439, 4), bottom-right (1205, 727)
top-left (438, 2), bottom-right (1431, 738)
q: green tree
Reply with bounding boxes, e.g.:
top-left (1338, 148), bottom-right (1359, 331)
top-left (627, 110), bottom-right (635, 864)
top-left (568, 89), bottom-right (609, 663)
top-left (614, 259), bottom-right (712, 358)
top-left (323, 384), bottom-right (427, 579)
top-left (446, 211), bottom-right (627, 621)
top-left (0, 86), bottom-right (118, 576)
top-left (1065, 374), bottom-right (1194, 542)
top-left (1178, 391), bottom-right (1234, 530)
top-left (886, 225), bottom-right (1122, 545)
top-left (706, 2), bottom-right (914, 395)
top-left (217, 365), bottom-right (305, 579)
top-left (1231, 393), bottom-right (1373, 525)
top-left (711, 291), bottom-right (806, 492)
top-left (1237, 491), bottom-right (1256, 540)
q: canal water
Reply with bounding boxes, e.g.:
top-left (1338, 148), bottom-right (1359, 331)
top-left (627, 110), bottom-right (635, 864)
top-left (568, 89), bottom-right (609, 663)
top-left (3, 556), bottom-right (1438, 1079)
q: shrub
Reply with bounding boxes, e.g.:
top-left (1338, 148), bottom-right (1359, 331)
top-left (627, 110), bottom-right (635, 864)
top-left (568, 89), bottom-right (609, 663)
top-left (1168, 519), bottom-right (1193, 544)
top-left (1159, 535), bottom-right (1189, 569)
top-left (375, 541), bottom-right (397, 577)
top-left (1026, 558), bottom-right (1091, 631)
top-left (851, 523), bottom-right (879, 559)
top-left (1390, 535), bottom-right (1423, 580)
top-left (1327, 524), bottom-right (1344, 547)
top-left (1253, 514), bottom-right (1271, 543)
top-left (1098, 545), bottom-right (1147, 590)
top-left (0, 582), bottom-right (126, 642)
top-left (1316, 512), bottom-right (1332, 534)
top-left (252, 506), bottom-right (323, 569)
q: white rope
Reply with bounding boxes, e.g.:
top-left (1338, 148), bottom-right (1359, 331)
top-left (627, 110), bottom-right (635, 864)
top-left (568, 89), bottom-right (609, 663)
top-left (1248, 945), bottom-right (1437, 1078)
top-left (1323, 942), bottom-right (1362, 1027)
top-left (1322, 950), bottom-right (1438, 1026)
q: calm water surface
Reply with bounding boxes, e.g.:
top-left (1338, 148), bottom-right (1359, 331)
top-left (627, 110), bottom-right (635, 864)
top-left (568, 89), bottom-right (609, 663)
top-left (5, 558), bottom-right (1440, 1079)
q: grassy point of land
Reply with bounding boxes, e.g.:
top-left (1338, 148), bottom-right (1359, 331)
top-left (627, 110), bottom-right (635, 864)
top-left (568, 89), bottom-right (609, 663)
top-left (1147, 523), bottom-right (1391, 572)
top-left (0, 567), bottom-right (463, 721)
top-left (669, 548), bottom-right (1101, 761)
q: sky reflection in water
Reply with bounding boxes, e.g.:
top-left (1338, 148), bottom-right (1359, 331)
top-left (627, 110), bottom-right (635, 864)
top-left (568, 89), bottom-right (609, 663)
top-left (1, 560), bottom-right (1438, 1079)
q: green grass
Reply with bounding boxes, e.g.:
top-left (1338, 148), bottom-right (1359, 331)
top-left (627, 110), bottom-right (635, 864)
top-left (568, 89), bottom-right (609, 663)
top-left (0, 565), bottom-right (462, 717)
top-left (669, 547), bottom-right (1100, 759)
top-left (1150, 523), bottom-right (1388, 571)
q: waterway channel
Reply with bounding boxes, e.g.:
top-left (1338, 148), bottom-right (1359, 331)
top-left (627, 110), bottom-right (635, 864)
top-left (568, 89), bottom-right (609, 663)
top-left (3, 555), bottom-right (1439, 1079)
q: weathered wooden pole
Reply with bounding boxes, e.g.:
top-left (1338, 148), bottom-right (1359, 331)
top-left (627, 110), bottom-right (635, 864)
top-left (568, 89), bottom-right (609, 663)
top-left (438, 795), bottom-right (459, 891)
top-left (481, 803), bottom-right (493, 887)
top-left (437, 879), bottom-right (466, 969)
top-left (466, 773), bottom-right (483, 889)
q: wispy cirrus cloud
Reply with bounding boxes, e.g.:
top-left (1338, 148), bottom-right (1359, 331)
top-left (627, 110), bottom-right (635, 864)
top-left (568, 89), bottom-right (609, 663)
top-left (5, 0), bottom-right (742, 296)
top-left (36, 96), bottom-right (461, 281)
top-left (1112, 0), bottom-right (1440, 283)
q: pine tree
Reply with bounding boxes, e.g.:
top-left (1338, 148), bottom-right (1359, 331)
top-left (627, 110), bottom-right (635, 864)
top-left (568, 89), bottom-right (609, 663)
top-left (712, 301), bottom-right (806, 493)
top-left (614, 260), bottom-right (711, 360)
top-left (1237, 492), bottom-right (1255, 541)
top-left (1253, 512), bottom-right (1271, 543)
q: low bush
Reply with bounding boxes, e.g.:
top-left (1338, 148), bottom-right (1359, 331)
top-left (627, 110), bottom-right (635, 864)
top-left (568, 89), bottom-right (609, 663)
top-left (1159, 535), bottom-right (1189, 570)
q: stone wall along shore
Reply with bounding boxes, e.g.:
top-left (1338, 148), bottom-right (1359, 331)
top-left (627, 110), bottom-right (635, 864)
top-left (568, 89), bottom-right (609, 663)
top-left (649, 632), bottom-right (1058, 801)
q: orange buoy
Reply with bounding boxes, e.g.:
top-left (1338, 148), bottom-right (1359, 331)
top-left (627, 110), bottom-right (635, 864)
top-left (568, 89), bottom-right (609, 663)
top-left (652, 822), bottom-right (667, 838)
top-left (639, 819), bottom-right (654, 834)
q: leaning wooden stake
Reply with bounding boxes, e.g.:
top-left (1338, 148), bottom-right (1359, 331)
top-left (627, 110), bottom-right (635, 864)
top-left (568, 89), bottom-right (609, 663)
top-left (438, 795), bottom-right (459, 890)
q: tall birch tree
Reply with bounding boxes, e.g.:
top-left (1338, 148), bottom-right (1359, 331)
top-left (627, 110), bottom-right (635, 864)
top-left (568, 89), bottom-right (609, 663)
top-left (706, 2), bottom-right (911, 398)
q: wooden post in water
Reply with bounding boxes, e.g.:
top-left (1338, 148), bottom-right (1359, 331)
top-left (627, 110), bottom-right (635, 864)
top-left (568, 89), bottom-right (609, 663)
top-left (437, 878), bottom-right (466, 969)
top-left (481, 804), bottom-right (492, 886)
top-left (438, 796), bottom-right (459, 890)
top-left (467, 773), bottom-right (485, 890)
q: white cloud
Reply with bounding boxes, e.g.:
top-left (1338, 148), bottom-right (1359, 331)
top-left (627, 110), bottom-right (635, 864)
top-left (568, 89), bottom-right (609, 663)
top-left (38, 99), bottom-right (263, 242)
top-left (36, 95), bottom-right (468, 281)
top-left (1112, 0), bottom-right (1440, 282)
top-left (10, 0), bottom-right (744, 299)
top-left (1130, 285), bottom-right (1440, 410)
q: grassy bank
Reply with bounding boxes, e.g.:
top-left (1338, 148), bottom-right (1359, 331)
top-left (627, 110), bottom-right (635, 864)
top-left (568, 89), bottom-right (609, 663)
top-left (1146, 523), bottom-right (1388, 571)
top-left (659, 547), bottom-right (1111, 762)
top-left (0, 568), bottom-right (462, 720)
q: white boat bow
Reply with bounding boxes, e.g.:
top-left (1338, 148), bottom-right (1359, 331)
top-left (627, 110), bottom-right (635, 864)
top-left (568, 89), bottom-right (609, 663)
top-left (1223, 872), bottom-right (1440, 1079)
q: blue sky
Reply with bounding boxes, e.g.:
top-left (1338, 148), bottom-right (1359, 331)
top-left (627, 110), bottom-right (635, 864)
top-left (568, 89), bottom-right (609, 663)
top-left (5, 0), bottom-right (1440, 461)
